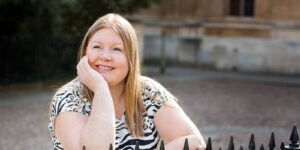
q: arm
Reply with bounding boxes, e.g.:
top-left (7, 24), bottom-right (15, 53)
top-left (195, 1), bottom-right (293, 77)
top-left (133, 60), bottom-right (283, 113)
top-left (80, 87), bottom-right (116, 149)
top-left (154, 100), bottom-right (206, 150)
top-left (54, 56), bottom-right (115, 150)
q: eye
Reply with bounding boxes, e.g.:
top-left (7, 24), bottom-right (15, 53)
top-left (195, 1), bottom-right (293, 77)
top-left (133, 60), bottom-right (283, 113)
top-left (112, 47), bottom-right (122, 51)
top-left (93, 45), bottom-right (103, 49)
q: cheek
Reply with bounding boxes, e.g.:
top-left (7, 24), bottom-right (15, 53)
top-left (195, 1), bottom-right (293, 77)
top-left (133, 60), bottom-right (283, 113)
top-left (86, 50), bottom-right (97, 63)
top-left (114, 54), bottom-right (129, 75)
top-left (120, 56), bottom-right (129, 72)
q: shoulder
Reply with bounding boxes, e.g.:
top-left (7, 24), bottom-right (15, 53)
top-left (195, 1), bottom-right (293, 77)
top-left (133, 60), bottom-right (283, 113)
top-left (54, 78), bottom-right (84, 96)
top-left (53, 78), bottom-right (85, 103)
top-left (50, 78), bottom-right (91, 116)
top-left (139, 76), bottom-right (179, 117)
top-left (139, 76), bottom-right (178, 103)
top-left (139, 76), bottom-right (165, 90)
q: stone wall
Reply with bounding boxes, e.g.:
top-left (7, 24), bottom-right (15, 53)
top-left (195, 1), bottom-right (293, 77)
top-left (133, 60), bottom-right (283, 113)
top-left (138, 0), bottom-right (300, 23)
top-left (131, 23), bottom-right (300, 74)
top-left (130, 0), bottom-right (300, 74)
top-left (199, 37), bottom-right (300, 74)
top-left (256, 0), bottom-right (300, 23)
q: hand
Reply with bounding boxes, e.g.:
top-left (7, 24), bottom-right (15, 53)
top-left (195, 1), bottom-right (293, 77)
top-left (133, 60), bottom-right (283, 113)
top-left (77, 56), bottom-right (108, 92)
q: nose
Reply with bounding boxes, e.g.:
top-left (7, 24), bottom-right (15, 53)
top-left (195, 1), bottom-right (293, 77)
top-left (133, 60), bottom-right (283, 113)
top-left (100, 49), bottom-right (112, 61)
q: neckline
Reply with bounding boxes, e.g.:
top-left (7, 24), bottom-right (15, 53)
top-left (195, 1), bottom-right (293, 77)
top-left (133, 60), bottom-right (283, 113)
top-left (115, 112), bottom-right (125, 122)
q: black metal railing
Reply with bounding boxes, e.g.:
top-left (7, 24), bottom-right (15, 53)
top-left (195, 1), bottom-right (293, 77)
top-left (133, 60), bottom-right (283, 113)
top-left (82, 125), bottom-right (300, 150)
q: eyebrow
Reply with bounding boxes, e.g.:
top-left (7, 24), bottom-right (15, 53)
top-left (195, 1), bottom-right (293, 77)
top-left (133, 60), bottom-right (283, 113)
top-left (91, 41), bottom-right (123, 45)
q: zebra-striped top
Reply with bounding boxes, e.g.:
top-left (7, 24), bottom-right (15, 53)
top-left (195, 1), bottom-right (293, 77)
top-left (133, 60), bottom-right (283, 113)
top-left (48, 76), bottom-right (176, 150)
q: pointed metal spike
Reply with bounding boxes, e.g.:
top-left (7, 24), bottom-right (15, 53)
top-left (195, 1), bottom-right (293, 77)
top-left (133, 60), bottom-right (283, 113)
top-left (290, 125), bottom-right (299, 143)
top-left (206, 137), bottom-right (212, 150)
top-left (228, 136), bottom-right (235, 150)
top-left (280, 142), bottom-right (285, 150)
top-left (248, 134), bottom-right (253, 148)
top-left (260, 144), bottom-right (264, 150)
top-left (135, 141), bottom-right (140, 150)
top-left (248, 134), bottom-right (256, 150)
top-left (109, 143), bottom-right (113, 150)
top-left (184, 138), bottom-right (189, 150)
top-left (82, 145), bottom-right (86, 150)
top-left (268, 132), bottom-right (275, 150)
top-left (160, 140), bottom-right (165, 150)
top-left (239, 145), bottom-right (244, 150)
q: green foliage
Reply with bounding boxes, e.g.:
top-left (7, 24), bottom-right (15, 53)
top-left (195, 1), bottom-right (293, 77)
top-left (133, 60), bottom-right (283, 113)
top-left (0, 0), bottom-right (159, 84)
top-left (0, 35), bottom-right (81, 84)
top-left (0, 0), bottom-right (159, 36)
top-left (61, 0), bottom-right (159, 35)
top-left (0, 0), bottom-right (64, 36)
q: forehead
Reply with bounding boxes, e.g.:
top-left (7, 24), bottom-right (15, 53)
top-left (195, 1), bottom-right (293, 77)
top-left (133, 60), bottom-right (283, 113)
top-left (89, 28), bottom-right (123, 45)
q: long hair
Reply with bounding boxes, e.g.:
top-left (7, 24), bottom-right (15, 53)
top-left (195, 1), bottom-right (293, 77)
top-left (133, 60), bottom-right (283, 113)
top-left (78, 13), bottom-right (145, 137)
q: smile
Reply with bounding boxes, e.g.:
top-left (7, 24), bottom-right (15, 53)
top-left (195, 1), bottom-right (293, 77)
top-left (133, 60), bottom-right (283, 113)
top-left (96, 65), bottom-right (114, 71)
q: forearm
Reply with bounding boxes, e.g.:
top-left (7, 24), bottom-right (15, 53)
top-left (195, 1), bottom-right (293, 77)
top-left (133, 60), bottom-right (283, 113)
top-left (162, 135), bottom-right (206, 150)
top-left (80, 88), bottom-right (116, 149)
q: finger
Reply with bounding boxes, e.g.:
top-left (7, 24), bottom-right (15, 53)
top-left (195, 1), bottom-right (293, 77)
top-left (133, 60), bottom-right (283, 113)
top-left (76, 59), bottom-right (82, 73)
top-left (77, 59), bottom-right (83, 74)
top-left (81, 57), bottom-right (94, 83)
top-left (77, 62), bottom-right (83, 76)
top-left (77, 57), bottom-right (85, 71)
top-left (77, 64), bottom-right (84, 81)
top-left (83, 57), bottom-right (98, 78)
top-left (77, 58), bottom-right (87, 80)
top-left (83, 56), bottom-right (92, 71)
top-left (76, 60), bottom-right (82, 76)
top-left (79, 57), bottom-right (88, 73)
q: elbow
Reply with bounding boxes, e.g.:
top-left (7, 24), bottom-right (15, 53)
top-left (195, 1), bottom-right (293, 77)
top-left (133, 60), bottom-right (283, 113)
top-left (79, 131), bottom-right (100, 149)
top-left (79, 131), bottom-right (115, 150)
top-left (187, 134), bottom-right (206, 150)
top-left (79, 132), bottom-right (89, 149)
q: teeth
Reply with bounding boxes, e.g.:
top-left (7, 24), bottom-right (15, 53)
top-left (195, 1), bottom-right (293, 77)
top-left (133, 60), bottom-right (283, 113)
top-left (97, 65), bottom-right (113, 70)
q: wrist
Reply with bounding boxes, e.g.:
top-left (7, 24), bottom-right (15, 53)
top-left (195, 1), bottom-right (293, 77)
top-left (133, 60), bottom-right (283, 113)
top-left (94, 81), bottom-right (109, 93)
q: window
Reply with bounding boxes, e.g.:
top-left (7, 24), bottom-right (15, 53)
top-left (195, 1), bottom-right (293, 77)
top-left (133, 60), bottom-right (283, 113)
top-left (230, 0), bottom-right (255, 17)
top-left (230, 0), bottom-right (241, 16)
top-left (244, 0), bottom-right (254, 16)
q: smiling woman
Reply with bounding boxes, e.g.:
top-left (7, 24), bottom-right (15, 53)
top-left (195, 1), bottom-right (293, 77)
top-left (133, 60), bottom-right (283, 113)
top-left (86, 28), bottom-right (129, 87)
top-left (48, 13), bottom-right (206, 150)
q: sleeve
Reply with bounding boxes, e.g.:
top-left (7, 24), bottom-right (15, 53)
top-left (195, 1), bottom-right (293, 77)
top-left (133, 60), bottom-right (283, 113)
top-left (48, 86), bottom-right (91, 137)
top-left (141, 76), bottom-right (178, 118)
top-left (153, 83), bottom-right (178, 104)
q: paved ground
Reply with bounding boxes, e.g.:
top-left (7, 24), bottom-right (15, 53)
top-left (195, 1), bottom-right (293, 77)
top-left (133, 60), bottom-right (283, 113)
top-left (0, 66), bottom-right (299, 150)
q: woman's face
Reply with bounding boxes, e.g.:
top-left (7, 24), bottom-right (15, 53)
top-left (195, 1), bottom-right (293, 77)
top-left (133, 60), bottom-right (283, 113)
top-left (86, 28), bottom-right (129, 87)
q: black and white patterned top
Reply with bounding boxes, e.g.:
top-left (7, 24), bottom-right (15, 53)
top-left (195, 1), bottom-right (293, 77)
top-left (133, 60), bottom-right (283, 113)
top-left (48, 76), bottom-right (176, 150)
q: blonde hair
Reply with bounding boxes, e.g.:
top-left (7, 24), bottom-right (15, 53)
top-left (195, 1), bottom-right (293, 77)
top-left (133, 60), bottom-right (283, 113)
top-left (78, 13), bottom-right (145, 137)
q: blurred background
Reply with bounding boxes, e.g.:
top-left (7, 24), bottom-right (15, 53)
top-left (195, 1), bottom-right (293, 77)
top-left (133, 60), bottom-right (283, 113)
top-left (0, 0), bottom-right (300, 150)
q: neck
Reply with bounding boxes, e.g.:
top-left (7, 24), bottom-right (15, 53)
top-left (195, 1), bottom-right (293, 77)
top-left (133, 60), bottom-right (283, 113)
top-left (109, 81), bottom-right (126, 105)
top-left (109, 82), bottom-right (126, 119)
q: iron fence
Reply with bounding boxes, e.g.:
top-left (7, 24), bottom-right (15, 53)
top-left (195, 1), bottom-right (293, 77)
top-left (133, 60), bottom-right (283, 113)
top-left (81, 125), bottom-right (299, 150)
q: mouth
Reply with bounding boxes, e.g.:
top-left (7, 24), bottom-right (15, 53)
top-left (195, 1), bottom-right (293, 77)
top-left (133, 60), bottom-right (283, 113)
top-left (95, 64), bottom-right (114, 71)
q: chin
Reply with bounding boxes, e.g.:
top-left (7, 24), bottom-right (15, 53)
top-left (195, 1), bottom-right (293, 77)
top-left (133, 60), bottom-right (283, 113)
top-left (100, 76), bottom-right (115, 86)
top-left (100, 73), bottom-right (127, 87)
top-left (101, 74), bottom-right (110, 83)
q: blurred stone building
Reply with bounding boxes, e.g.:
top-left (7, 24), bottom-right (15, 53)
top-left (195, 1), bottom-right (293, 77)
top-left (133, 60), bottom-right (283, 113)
top-left (129, 0), bottom-right (300, 74)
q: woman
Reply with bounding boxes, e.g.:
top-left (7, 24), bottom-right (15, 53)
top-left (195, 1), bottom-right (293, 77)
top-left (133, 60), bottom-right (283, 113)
top-left (49, 13), bottom-right (206, 150)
